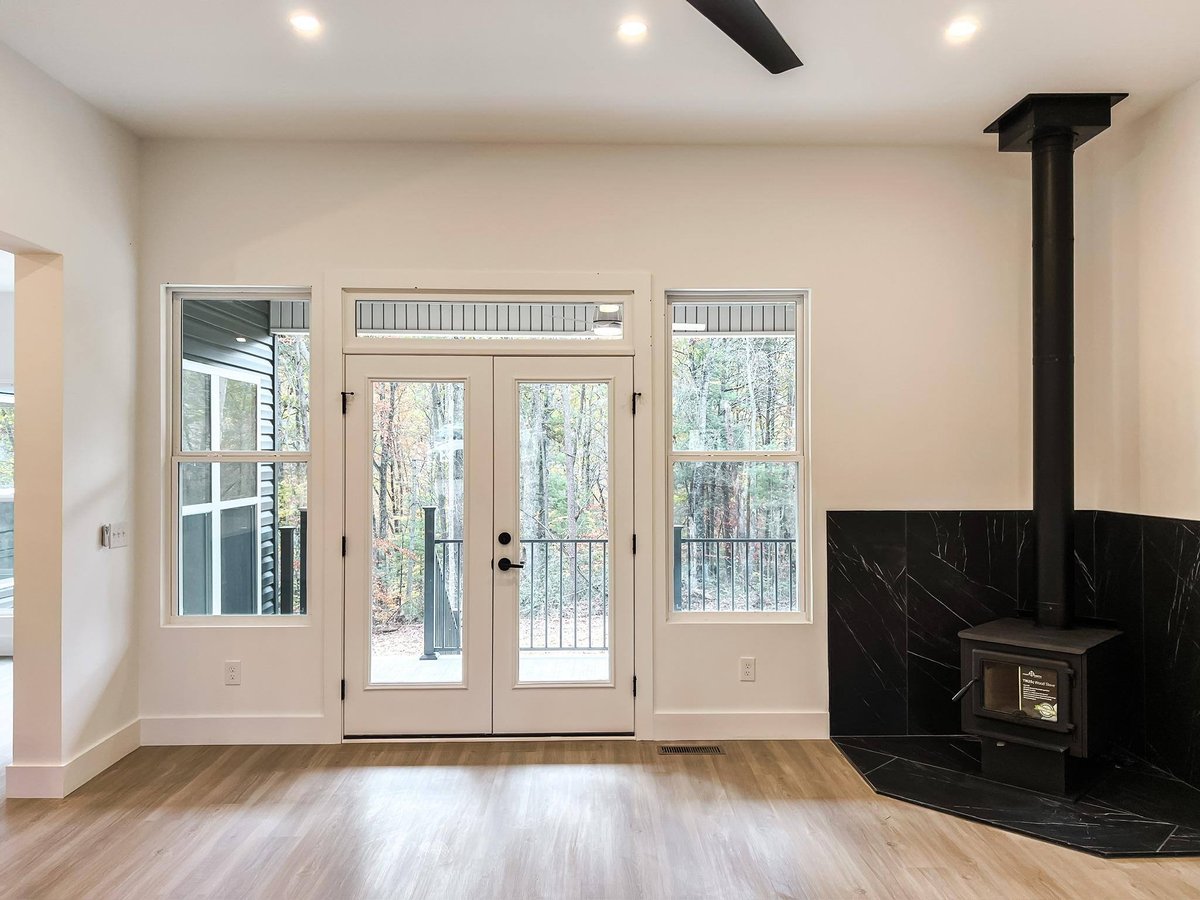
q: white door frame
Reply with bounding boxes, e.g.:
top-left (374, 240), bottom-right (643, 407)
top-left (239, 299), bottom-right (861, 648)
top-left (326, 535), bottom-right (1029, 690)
top-left (320, 270), bottom-right (654, 740)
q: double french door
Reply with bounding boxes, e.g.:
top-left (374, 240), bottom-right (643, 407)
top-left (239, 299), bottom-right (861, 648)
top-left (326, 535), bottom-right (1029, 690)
top-left (343, 355), bottom-right (635, 736)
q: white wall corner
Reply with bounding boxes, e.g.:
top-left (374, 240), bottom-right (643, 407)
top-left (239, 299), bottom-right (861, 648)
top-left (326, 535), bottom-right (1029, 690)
top-left (652, 711), bottom-right (829, 742)
top-left (5, 719), bottom-right (141, 799)
top-left (139, 714), bottom-right (337, 746)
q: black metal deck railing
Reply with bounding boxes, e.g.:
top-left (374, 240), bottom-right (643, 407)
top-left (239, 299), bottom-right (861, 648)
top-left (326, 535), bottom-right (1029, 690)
top-left (672, 526), bottom-right (797, 612)
top-left (519, 538), bottom-right (608, 651)
top-left (277, 507), bottom-right (308, 615)
top-left (419, 508), bottom-right (610, 657)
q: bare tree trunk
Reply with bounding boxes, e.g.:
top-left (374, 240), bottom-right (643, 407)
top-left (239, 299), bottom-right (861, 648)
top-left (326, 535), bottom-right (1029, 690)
top-left (563, 385), bottom-right (579, 539)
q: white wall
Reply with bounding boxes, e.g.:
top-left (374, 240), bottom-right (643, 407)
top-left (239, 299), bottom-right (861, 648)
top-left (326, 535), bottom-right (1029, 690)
top-left (138, 139), bottom-right (1030, 737)
top-left (0, 251), bottom-right (13, 392)
top-left (0, 43), bottom-right (140, 793)
top-left (1077, 77), bottom-right (1200, 520)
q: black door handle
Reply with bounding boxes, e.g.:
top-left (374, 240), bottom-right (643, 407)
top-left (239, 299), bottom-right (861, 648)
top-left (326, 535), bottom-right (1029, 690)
top-left (498, 531), bottom-right (512, 545)
top-left (497, 557), bottom-right (524, 571)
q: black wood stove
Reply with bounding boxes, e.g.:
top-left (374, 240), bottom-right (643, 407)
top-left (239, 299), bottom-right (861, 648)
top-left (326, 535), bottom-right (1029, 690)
top-left (958, 94), bottom-right (1128, 796)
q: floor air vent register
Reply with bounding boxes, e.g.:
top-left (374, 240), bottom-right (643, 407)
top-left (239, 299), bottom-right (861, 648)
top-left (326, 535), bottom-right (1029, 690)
top-left (657, 745), bottom-right (725, 756)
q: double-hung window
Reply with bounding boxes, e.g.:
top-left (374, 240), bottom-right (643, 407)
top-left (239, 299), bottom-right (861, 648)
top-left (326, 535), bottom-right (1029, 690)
top-left (668, 290), bottom-right (806, 615)
top-left (172, 293), bottom-right (310, 617)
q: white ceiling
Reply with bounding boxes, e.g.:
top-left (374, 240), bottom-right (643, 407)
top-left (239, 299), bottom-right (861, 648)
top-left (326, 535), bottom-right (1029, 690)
top-left (2, 0), bottom-right (1199, 145)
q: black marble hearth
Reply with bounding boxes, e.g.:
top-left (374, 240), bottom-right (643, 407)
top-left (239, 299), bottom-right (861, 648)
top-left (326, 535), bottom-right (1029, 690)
top-left (834, 735), bottom-right (1200, 858)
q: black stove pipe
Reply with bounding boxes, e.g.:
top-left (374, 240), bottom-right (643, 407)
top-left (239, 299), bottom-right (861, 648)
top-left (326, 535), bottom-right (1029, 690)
top-left (985, 93), bottom-right (1126, 630)
top-left (1031, 129), bottom-right (1075, 629)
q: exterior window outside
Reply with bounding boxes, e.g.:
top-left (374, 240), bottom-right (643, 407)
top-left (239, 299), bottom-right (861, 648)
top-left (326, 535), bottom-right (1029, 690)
top-left (174, 296), bottom-right (310, 616)
top-left (669, 294), bottom-right (803, 613)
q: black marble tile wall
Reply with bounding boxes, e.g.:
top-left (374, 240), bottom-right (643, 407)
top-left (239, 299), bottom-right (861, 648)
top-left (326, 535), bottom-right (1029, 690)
top-left (1142, 516), bottom-right (1200, 787)
top-left (828, 508), bottom-right (1200, 790)
top-left (906, 512), bottom-right (1021, 734)
top-left (827, 510), bottom-right (1023, 738)
top-left (827, 512), bottom-right (907, 736)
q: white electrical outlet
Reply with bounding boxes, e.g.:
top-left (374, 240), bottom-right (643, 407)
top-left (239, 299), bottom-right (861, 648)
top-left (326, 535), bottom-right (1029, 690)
top-left (224, 660), bottom-right (242, 686)
top-left (739, 657), bottom-right (756, 682)
top-left (100, 522), bottom-right (129, 549)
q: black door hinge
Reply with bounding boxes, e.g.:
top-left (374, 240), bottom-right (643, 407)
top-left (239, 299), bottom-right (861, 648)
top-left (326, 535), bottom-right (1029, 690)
top-left (341, 391), bottom-right (354, 414)
top-left (341, 536), bottom-right (347, 556)
top-left (633, 675), bottom-right (638, 697)
top-left (632, 534), bottom-right (637, 554)
top-left (341, 679), bottom-right (346, 700)
top-left (632, 392), bottom-right (643, 415)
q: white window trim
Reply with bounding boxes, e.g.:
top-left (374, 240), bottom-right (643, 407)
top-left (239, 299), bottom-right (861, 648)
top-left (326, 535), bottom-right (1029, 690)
top-left (166, 288), bottom-right (312, 625)
top-left (663, 289), bottom-right (812, 624)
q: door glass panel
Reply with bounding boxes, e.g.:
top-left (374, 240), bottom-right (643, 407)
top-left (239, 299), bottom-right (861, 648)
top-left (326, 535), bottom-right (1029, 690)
top-left (517, 382), bottom-right (611, 683)
top-left (370, 381), bottom-right (466, 685)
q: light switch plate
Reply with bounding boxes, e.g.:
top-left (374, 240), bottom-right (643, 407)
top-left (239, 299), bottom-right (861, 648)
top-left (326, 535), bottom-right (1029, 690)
top-left (101, 522), bottom-right (129, 549)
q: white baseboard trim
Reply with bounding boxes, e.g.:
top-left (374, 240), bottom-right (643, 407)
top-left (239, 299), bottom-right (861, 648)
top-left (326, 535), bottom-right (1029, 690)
top-left (652, 711), bottom-right (829, 741)
top-left (6, 719), bottom-right (141, 799)
top-left (140, 714), bottom-right (335, 746)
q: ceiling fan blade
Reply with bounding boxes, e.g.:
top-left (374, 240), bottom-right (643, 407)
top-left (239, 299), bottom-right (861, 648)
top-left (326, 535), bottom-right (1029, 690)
top-left (685, 0), bottom-right (803, 74)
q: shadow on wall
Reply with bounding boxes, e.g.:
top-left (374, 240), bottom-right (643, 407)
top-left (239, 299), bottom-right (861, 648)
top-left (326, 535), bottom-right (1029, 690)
top-left (827, 509), bottom-right (1200, 789)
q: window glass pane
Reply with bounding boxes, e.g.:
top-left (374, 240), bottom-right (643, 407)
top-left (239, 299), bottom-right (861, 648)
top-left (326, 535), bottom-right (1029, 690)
top-left (355, 298), bottom-right (624, 341)
top-left (672, 334), bottom-right (795, 451)
top-left (672, 461), bottom-right (798, 612)
top-left (220, 462), bottom-right (258, 501)
top-left (176, 297), bottom-right (310, 616)
top-left (370, 381), bottom-right (466, 684)
top-left (517, 382), bottom-right (611, 683)
top-left (218, 376), bottom-right (258, 451)
top-left (275, 333), bottom-right (310, 451)
top-left (181, 462), bottom-right (211, 506)
top-left (220, 505), bottom-right (258, 615)
top-left (180, 512), bottom-right (213, 615)
top-left (179, 297), bottom-right (310, 453)
top-left (181, 369), bottom-right (211, 452)
top-left (670, 300), bottom-right (796, 452)
top-left (177, 462), bottom-right (308, 616)
top-left (275, 462), bottom-right (309, 615)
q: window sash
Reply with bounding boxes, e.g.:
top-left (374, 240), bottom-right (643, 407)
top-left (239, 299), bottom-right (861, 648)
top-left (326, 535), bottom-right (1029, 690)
top-left (666, 293), bottom-right (805, 616)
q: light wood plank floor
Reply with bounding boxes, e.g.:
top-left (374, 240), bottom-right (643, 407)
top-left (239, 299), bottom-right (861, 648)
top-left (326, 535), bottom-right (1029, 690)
top-left (1, 739), bottom-right (1198, 899)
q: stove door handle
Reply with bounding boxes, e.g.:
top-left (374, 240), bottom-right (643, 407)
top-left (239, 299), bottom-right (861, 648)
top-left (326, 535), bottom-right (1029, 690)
top-left (952, 677), bottom-right (977, 703)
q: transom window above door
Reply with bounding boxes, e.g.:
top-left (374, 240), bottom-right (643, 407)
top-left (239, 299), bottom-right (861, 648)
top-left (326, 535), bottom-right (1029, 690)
top-left (348, 293), bottom-right (632, 351)
top-left (667, 290), bottom-right (807, 617)
top-left (171, 293), bottom-right (310, 618)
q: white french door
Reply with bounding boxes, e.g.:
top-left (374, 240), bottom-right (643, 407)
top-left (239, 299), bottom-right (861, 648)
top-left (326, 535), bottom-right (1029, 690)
top-left (343, 354), bottom-right (635, 736)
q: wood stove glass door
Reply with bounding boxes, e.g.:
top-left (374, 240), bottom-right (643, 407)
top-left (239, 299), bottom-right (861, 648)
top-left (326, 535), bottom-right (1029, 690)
top-left (972, 650), bottom-right (1073, 734)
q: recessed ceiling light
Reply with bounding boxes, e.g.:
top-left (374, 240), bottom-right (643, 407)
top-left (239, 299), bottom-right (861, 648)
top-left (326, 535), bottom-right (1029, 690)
top-left (945, 17), bottom-right (979, 44)
top-left (235, 336), bottom-right (248, 343)
top-left (289, 12), bottom-right (322, 38)
top-left (618, 19), bottom-right (648, 42)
